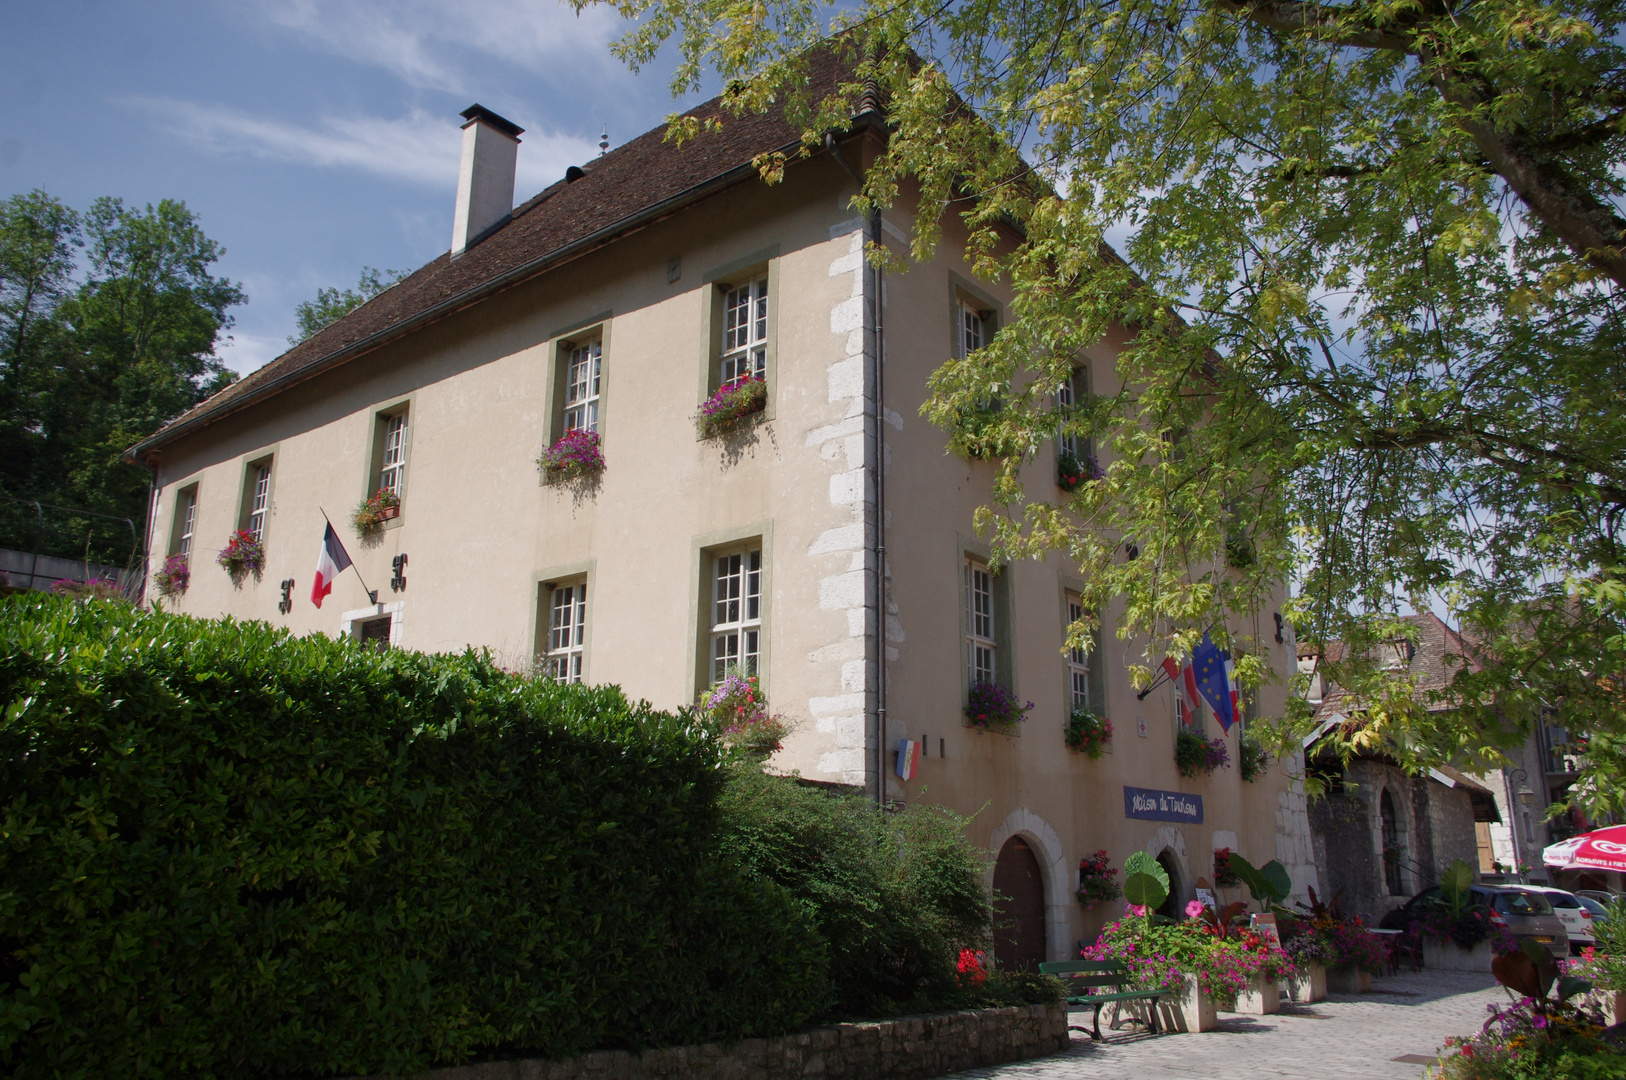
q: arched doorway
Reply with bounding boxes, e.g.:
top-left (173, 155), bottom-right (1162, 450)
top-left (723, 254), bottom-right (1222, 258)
top-left (992, 836), bottom-right (1046, 971)
top-left (1381, 788), bottom-right (1405, 895)
top-left (1155, 849), bottom-right (1184, 920)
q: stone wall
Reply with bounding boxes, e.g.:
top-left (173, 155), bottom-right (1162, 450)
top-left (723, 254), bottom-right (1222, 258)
top-left (356, 1003), bottom-right (1068, 1080)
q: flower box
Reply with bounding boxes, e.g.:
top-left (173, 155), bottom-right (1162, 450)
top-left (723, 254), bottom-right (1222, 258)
top-left (1175, 729), bottom-right (1230, 777)
top-left (377, 505), bottom-right (399, 521)
top-left (1423, 940), bottom-right (1495, 973)
top-left (965, 681), bottom-right (1032, 731)
top-left (353, 489), bottom-right (402, 538)
top-left (1233, 974), bottom-right (1280, 1014)
top-left (1156, 975), bottom-right (1218, 1033)
top-left (694, 377), bottom-right (767, 440)
top-left (1326, 964), bottom-right (1372, 993)
top-left (537, 428), bottom-right (605, 483)
top-left (1284, 962), bottom-right (1326, 1003)
top-left (216, 530), bottom-right (266, 580)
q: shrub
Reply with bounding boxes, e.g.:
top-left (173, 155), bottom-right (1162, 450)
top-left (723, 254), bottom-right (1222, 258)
top-left (1063, 709), bottom-right (1111, 757)
top-left (1175, 729), bottom-right (1230, 777)
top-left (215, 530), bottom-right (265, 578)
top-left (538, 428), bottom-right (605, 482)
top-left (695, 377), bottom-right (767, 439)
top-left (715, 767), bottom-right (1004, 1019)
top-left (965, 681), bottom-right (1032, 729)
top-left (0, 595), bottom-right (829, 1079)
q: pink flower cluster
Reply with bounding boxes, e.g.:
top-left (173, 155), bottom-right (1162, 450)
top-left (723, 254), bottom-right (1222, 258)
top-left (539, 428), bottom-right (605, 480)
top-left (694, 377), bottom-right (767, 438)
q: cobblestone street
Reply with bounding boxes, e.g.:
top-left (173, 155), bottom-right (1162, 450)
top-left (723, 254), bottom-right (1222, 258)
top-left (957, 971), bottom-right (1503, 1080)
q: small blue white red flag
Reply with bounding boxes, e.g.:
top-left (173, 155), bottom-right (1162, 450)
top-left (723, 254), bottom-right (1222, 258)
top-left (896, 738), bottom-right (920, 781)
top-left (310, 522), bottom-right (353, 608)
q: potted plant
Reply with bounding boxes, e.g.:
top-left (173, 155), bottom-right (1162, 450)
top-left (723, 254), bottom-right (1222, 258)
top-left (152, 554), bottom-right (189, 598)
top-left (1075, 850), bottom-right (1121, 910)
top-left (538, 428), bottom-right (605, 483)
top-left (695, 667), bottom-right (789, 759)
top-left (1238, 730), bottom-right (1269, 781)
top-left (1406, 860), bottom-right (1516, 972)
top-left (216, 530), bottom-right (266, 582)
top-left (1064, 708), bottom-right (1112, 757)
top-left (353, 489), bottom-right (401, 539)
top-left (694, 376), bottom-right (767, 439)
top-left (1175, 729), bottom-right (1230, 777)
top-left (965, 680), bottom-right (1033, 731)
top-left (1056, 449), bottom-right (1100, 493)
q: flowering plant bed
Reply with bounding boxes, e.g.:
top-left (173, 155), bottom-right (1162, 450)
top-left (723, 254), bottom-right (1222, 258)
top-left (352, 488), bottom-right (401, 537)
top-left (1075, 850), bottom-right (1121, 909)
top-left (1278, 913), bottom-right (1389, 974)
top-left (153, 554), bottom-right (189, 598)
top-left (695, 376), bottom-right (767, 439)
top-left (1238, 730), bottom-right (1269, 781)
top-left (1084, 910), bottom-right (1294, 1002)
top-left (50, 577), bottom-right (126, 602)
top-left (1213, 847), bottom-right (1241, 887)
top-left (538, 428), bottom-right (604, 482)
top-left (695, 668), bottom-right (788, 757)
top-left (1064, 708), bottom-right (1112, 757)
top-left (965, 680), bottom-right (1033, 730)
top-left (1055, 450), bottom-right (1100, 492)
top-left (1174, 729), bottom-right (1230, 777)
top-left (216, 530), bottom-right (266, 578)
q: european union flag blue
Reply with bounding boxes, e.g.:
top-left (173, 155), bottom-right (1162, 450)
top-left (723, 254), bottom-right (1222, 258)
top-left (1191, 631), bottom-right (1237, 732)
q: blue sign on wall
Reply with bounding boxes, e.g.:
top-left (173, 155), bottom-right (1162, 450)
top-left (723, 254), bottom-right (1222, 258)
top-left (1123, 786), bottom-right (1203, 824)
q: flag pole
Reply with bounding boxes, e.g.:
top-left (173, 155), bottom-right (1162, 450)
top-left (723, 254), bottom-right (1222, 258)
top-left (320, 508), bottom-right (378, 604)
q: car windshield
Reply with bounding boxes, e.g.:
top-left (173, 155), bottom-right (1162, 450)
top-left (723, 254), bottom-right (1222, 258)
top-left (1546, 892), bottom-right (1582, 909)
top-left (1496, 891), bottom-right (1555, 916)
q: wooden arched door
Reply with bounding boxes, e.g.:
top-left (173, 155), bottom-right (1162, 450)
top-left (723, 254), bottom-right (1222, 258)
top-left (992, 835), bottom-right (1047, 971)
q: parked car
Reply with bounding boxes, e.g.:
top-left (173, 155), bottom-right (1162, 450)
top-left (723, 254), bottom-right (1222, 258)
top-left (1528, 886), bottom-right (1596, 954)
top-left (1381, 884), bottom-right (1569, 961)
top-left (1577, 894), bottom-right (1612, 926)
top-left (1576, 889), bottom-right (1622, 908)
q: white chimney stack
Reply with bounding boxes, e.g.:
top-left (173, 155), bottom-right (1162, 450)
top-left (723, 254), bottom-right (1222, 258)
top-left (451, 104), bottom-right (523, 258)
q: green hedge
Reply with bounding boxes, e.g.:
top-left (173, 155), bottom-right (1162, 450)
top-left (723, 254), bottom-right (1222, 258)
top-left (0, 595), bottom-right (830, 1079)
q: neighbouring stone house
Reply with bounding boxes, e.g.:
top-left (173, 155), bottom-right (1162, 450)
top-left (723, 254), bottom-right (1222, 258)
top-left (125, 55), bottom-right (1316, 967)
top-left (1299, 613), bottom-right (1504, 921)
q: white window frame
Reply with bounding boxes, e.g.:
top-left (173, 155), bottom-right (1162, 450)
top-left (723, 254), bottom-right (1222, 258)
top-left (1066, 594), bottom-right (1092, 712)
top-left (1057, 367), bottom-right (1091, 462)
top-left (176, 486), bottom-right (197, 560)
top-left (959, 301), bottom-right (985, 359)
top-left (965, 557), bottom-right (996, 687)
top-left (710, 547), bottom-right (762, 682)
top-left (543, 580), bottom-right (588, 683)
top-left (721, 277), bottom-right (768, 385)
top-left (562, 340), bottom-right (602, 433)
top-left (246, 462), bottom-right (271, 540)
top-left (378, 411), bottom-right (408, 497)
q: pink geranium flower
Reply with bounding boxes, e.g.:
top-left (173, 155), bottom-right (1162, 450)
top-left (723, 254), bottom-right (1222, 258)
top-left (1186, 899), bottom-right (1206, 918)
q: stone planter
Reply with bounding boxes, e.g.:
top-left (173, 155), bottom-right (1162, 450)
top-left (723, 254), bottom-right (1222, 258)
top-left (1154, 975), bottom-right (1218, 1033)
top-left (1234, 974), bottom-right (1281, 1014)
top-left (1326, 965), bottom-right (1372, 994)
top-left (1285, 963), bottom-right (1327, 1003)
top-left (1424, 940), bottom-right (1494, 973)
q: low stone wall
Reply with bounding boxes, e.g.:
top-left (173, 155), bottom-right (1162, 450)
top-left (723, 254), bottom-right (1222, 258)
top-left (361, 1002), bottom-right (1068, 1080)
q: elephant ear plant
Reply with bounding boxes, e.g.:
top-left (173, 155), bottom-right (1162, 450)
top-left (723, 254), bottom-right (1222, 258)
top-left (1226, 854), bottom-right (1292, 911)
top-left (1121, 851), bottom-right (1170, 917)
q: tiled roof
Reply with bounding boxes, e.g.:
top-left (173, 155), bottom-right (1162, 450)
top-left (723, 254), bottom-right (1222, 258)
top-left (1307, 612), bottom-right (1483, 725)
top-left (128, 51), bottom-right (855, 462)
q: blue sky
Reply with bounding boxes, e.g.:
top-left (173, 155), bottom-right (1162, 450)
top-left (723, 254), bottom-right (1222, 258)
top-left (0, 0), bottom-right (705, 376)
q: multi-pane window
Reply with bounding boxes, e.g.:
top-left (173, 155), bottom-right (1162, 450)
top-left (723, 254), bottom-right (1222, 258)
top-left (711, 548), bottom-right (762, 681)
top-left (721, 278), bottom-right (768, 385)
top-left (1057, 367), bottom-right (1091, 462)
top-left (965, 558), bottom-right (995, 686)
top-left (544, 582), bottom-right (587, 683)
top-left (562, 341), bottom-right (601, 432)
top-left (246, 462), bottom-right (271, 540)
top-left (176, 487), bottom-right (197, 560)
top-left (1067, 595), bottom-right (1092, 712)
top-left (959, 302), bottom-right (985, 358)
top-left (379, 411), bottom-right (408, 496)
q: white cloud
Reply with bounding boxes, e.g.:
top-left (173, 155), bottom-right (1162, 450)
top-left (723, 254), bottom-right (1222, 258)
top-left (128, 97), bottom-right (599, 192)
top-left (242, 0), bottom-right (626, 93)
top-left (216, 330), bottom-right (287, 376)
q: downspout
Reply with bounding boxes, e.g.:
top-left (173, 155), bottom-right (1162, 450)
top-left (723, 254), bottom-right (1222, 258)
top-left (825, 133), bottom-right (888, 808)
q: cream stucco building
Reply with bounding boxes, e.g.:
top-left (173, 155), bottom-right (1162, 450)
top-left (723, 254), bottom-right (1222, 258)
top-left (128, 65), bottom-right (1318, 968)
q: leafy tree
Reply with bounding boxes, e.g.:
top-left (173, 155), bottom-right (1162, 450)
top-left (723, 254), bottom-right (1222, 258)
top-left (290, 266), bottom-right (404, 344)
top-left (0, 193), bottom-right (241, 560)
top-left (591, 1), bottom-right (1626, 810)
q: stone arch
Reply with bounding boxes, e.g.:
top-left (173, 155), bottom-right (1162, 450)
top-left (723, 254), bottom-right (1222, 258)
top-left (1145, 824), bottom-right (1192, 909)
top-left (1379, 783), bottom-right (1411, 896)
top-left (986, 808), bottom-right (1072, 962)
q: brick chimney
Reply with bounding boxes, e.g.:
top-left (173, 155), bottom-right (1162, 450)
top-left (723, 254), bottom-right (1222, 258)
top-left (451, 104), bottom-right (523, 258)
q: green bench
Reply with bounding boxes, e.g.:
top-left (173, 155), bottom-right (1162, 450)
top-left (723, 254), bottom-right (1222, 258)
top-left (1038, 960), bottom-right (1171, 1041)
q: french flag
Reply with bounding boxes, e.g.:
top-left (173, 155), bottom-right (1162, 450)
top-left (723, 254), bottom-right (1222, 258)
top-left (310, 522), bottom-right (352, 608)
top-left (1161, 656), bottom-right (1203, 720)
top-left (896, 738), bottom-right (920, 782)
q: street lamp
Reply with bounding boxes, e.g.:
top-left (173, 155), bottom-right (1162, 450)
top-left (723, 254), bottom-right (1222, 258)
top-left (1510, 767), bottom-right (1536, 806)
